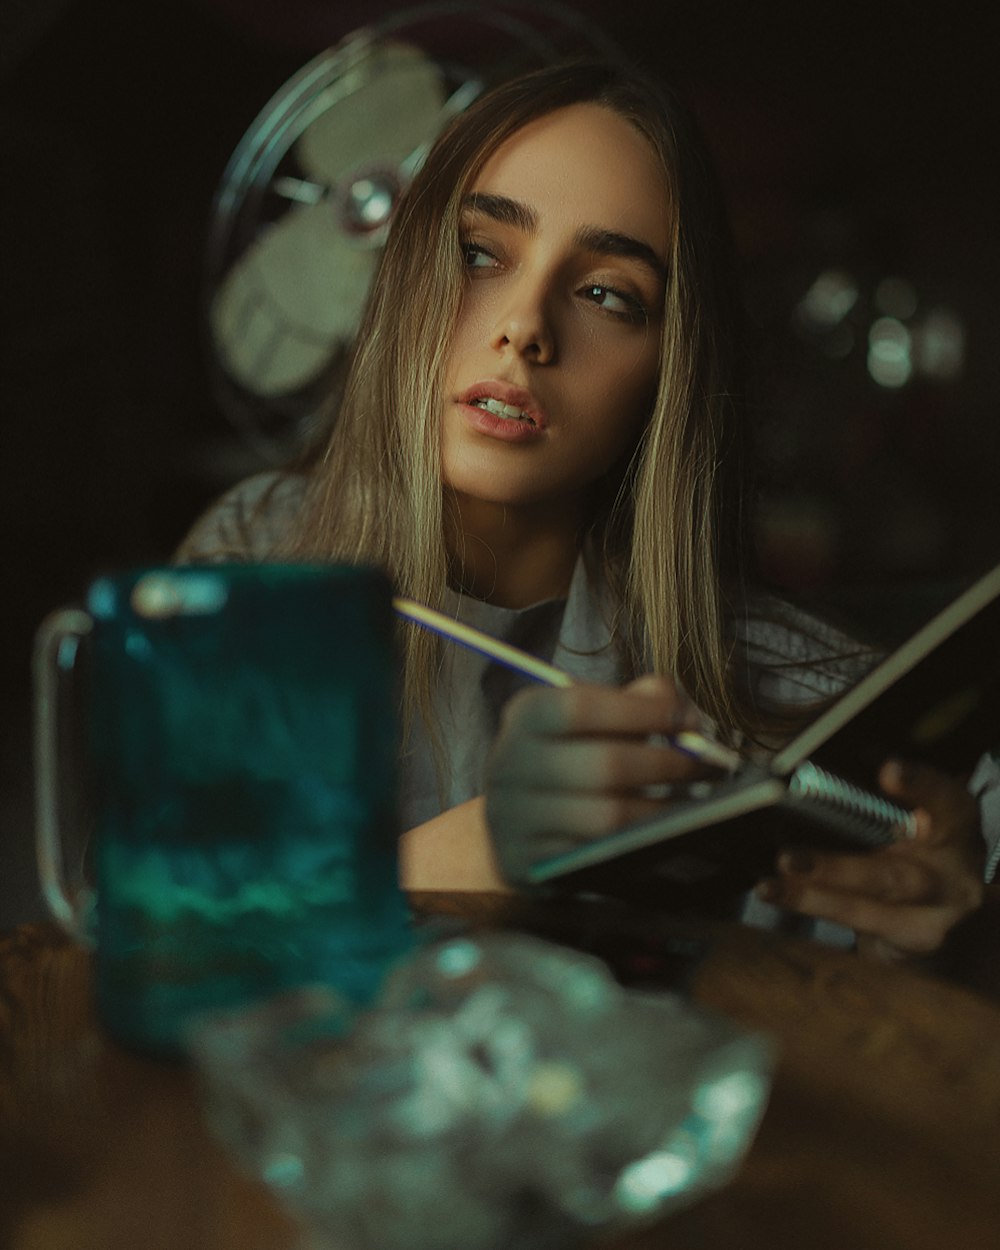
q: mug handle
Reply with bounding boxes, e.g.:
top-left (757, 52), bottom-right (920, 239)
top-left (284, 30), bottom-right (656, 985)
top-left (33, 608), bottom-right (96, 946)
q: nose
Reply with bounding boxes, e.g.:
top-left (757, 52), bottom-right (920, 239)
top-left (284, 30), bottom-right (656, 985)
top-left (490, 277), bottom-right (556, 364)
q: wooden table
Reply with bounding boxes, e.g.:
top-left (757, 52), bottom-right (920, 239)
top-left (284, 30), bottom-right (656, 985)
top-left (3, 895), bottom-right (1000, 1249)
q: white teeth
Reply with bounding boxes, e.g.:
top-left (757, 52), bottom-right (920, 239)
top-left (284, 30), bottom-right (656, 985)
top-left (474, 397), bottom-right (532, 423)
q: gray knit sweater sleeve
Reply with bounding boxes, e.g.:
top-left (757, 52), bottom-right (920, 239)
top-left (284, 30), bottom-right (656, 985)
top-left (173, 471), bottom-right (307, 564)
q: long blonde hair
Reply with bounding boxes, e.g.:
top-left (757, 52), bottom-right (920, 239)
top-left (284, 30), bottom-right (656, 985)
top-left (282, 60), bottom-right (755, 741)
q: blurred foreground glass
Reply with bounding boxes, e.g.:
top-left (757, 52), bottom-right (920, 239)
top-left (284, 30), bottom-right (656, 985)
top-left (34, 564), bottom-right (410, 1057)
top-left (190, 933), bottom-right (774, 1250)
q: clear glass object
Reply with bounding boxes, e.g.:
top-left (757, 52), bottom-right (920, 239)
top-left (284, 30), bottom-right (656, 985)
top-left (34, 564), bottom-right (411, 1057)
top-left (189, 933), bottom-right (774, 1250)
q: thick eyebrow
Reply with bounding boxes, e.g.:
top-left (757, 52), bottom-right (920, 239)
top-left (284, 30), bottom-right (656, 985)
top-left (462, 192), bottom-right (537, 233)
top-left (461, 192), bottom-right (668, 284)
top-left (575, 226), bottom-right (668, 284)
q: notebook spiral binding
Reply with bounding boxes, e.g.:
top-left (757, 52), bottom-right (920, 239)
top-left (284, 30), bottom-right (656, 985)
top-left (784, 761), bottom-right (917, 847)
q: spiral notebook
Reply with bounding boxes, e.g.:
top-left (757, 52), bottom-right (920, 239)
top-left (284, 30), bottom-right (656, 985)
top-left (526, 561), bottom-right (1000, 912)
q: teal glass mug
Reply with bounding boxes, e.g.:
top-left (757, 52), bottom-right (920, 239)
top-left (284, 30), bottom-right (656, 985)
top-left (34, 564), bottom-right (411, 1057)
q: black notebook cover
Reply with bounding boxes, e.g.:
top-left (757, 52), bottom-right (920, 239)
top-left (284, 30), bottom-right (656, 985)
top-left (528, 562), bottom-right (1000, 913)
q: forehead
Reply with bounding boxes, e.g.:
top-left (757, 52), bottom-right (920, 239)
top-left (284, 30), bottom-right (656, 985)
top-left (468, 102), bottom-right (671, 252)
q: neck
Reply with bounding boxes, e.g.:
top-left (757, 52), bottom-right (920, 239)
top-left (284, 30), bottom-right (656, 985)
top-left (444, 491), bottom-right (586, 608)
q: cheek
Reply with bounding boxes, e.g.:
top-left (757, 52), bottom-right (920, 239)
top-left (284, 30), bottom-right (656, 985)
top-left (598, 343), bottom-right (659, 437)
top-left (448, 286), bottom-right (496, 365)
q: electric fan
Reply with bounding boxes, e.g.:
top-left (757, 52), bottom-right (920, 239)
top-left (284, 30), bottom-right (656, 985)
top-left (203, 2), bottom-right (624, 460)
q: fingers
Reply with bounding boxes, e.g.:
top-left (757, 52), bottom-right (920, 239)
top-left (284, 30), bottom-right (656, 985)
top-left (485, 790), bottom-right (672, 883)
top-left (756, 852), bottom-right (949, 956)
top-left (762, 889), bottom-right (958, 956)
top-left (485, 678), bottom-right (719, 885)
top-left (770, 846), bottom-right (941, 905)
top-left (493, 681), bottom-right (711, 789)
top-left (498, 735), bottom-right (706, 793)
top-left (506, 677), bottom-right (701, 741)
top-left (757, 827), bottom-right (985, 958)
top-left (878, 758), bottom-right (980, 847)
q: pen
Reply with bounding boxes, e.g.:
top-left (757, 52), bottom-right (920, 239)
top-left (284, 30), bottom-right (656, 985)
top-left (393, 597), bottom-right (742, 772)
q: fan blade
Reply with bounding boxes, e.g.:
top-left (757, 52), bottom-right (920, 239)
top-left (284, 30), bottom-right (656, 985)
top-left (296, 42), bottom-right (447, 183)
top-left (210, 202), bottom-right (378, 396)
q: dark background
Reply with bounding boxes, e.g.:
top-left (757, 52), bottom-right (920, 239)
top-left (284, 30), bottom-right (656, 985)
top-left (2, 0), bottom-right (998, 924)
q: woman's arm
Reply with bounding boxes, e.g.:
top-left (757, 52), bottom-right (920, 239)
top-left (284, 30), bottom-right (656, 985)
top-left (399, 798), bottom-right (511, 892)
top-left (172, 471), bottom-right (304, 564)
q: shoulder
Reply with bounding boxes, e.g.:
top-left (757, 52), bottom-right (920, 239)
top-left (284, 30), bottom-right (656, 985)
top-left (173, 471), bottom-right (308, 564)
top-left (733, 595), bottom-right (880, 709)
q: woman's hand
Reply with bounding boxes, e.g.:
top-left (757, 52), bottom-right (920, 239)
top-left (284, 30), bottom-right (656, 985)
top-left (757, 759), bottom-right (986, 962)
top-left (484, 675), bottom-right (715, 885)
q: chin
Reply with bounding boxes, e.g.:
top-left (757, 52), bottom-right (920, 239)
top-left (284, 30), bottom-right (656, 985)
top-left (442, 455), bottom-right (532, 505)
top-left (445, 480), bottom-right (546, 510)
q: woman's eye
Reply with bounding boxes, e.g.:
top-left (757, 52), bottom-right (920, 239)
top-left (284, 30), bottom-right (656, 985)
top-left (582, 284), bottom-right (647, 324)
top-left (461, 240), bottom-right (498, 270)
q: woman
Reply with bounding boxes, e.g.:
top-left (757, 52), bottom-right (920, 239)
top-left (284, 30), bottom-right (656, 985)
top-left (177, 60), bottom-right (994, 962)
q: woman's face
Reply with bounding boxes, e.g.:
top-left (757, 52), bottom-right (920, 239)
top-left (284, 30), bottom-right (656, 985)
top-left (441, 102), bottom-right (671, 517)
